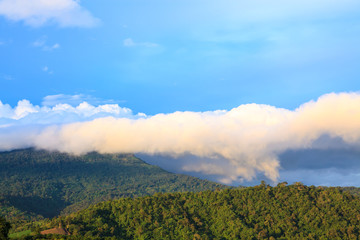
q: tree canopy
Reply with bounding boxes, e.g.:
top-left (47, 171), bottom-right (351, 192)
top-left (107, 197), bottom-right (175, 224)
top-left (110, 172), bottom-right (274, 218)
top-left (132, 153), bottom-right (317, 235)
top-left (0, 149), bottom-right (227, 232)
top-left (0, 215), bottom-right (11, 240)
top-left (26, 183), bottom-right (360, 239)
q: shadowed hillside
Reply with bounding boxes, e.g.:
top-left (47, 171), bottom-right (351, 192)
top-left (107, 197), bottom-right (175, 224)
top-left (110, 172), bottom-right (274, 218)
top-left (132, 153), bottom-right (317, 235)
top-left (0, 149), bottom-right (227, 229)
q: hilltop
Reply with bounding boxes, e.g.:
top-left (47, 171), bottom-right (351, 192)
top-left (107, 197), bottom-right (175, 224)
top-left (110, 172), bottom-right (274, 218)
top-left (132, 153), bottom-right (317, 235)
top-left (0, 149), bottom-right (227, 230)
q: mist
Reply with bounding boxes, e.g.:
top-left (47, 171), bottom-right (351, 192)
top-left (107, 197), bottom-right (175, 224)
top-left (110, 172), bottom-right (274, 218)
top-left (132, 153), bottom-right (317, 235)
top-left (1, 92), bottom-right (360, 184)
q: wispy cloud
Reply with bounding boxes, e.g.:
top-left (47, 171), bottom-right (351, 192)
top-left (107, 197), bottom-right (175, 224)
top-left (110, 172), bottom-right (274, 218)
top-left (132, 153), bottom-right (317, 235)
top-left (123, 38), bottom-right (159, 48)
top-left (0, 0), bottom-right (99, 28)
top-left (42, 66), bottom-right (53, 74)
top-left (32, 37), bottom-right (46, 47)
top-left (1, 74), bottom-right (13, 80)
top-left (43, 43), bottom-right (60, 51)
top-left (33, 36), bottom-right (60, 51)
top-left (41, 94), bottom-right (125, 107)
top-left (0, 39), bottom-right (12, 46)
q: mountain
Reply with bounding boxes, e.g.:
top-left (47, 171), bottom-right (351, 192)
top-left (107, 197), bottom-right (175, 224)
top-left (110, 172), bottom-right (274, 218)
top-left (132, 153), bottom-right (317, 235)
top-left (0, 149), bottom-right (227, 229)
top-left (23, 183), bottom-right (360, 239)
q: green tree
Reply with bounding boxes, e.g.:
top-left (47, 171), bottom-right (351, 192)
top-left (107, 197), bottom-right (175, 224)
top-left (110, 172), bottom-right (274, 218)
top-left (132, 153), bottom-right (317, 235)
top-left (0, 215), bottom-right (11, 240)
top-left (36, 184), bottom-right (360, 239)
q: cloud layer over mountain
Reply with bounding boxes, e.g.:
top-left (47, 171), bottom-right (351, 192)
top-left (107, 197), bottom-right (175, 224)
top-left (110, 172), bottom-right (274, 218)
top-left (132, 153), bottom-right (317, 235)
top-left (1, 92), bottom-right (360, 185)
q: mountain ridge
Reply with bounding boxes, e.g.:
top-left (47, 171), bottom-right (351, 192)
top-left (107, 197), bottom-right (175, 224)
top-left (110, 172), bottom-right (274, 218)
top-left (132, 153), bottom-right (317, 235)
top-left (0, 148), bottom-right (228, 230)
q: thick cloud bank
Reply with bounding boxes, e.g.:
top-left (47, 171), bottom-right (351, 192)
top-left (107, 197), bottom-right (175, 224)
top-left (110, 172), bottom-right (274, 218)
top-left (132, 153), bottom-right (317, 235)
top-left (1, 92), bottom-right (360, 184)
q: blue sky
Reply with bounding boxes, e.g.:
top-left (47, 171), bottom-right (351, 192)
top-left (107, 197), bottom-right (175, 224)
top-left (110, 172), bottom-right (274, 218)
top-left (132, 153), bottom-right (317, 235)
top-left (1, 0), bottom-right (360, 114)
top-left (1, 0), bottom-right (360, 186)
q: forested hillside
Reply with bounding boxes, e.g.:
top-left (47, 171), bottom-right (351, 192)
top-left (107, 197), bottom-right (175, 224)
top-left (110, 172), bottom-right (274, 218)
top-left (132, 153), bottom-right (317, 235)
top-left (340, 187), bottom-right (360, 198)
top-left (2, 149), bottom-right (360, 239)
top-left (21, 183), bottom-right (360, 239)
top-left (0, 149), bottom-right (227, 229)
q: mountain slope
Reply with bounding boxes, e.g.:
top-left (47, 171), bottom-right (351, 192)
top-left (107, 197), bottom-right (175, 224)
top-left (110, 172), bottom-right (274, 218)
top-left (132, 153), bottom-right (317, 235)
top-left (0, 149), bottom-right (227, 227)
top-left (33, 183), bottom-right (360, 239)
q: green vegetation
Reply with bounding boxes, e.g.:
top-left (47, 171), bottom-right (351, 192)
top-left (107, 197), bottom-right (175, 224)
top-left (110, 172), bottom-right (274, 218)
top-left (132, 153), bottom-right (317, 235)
top-left (340, 187), bottom-right (360, 198)
top-left (9, 229), bottom-right (31, 239)
top-left (0, 215), bottom-right (11, 240)
top-left (3, 149), bottom-right (360, 239)
top-left (23, 183), bottom-right (360, 239)
top-left (0, 149), bottom-right (227, 232)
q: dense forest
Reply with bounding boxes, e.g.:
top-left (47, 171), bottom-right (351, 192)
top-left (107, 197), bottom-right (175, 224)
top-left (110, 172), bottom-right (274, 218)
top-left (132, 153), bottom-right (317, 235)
top-left (0, 149), bottom-right (227, 231)
top-left (8, 183), bottom-right (360, 239)
top-left (2, 149), bottom-right (360, 239)
top-left (339, 187), bottom-right (360, 198)
top-left (0, 215), bottom-right (11, 240)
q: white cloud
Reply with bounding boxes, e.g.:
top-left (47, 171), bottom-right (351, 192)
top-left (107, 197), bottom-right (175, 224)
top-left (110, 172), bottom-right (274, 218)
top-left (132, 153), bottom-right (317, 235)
top-left (13, 99), bottom-right (39, 119)
top-left (42, 94), bottom-right (87, 106)
top-left (0, 95), bottom-right (135, 124)
top-left (41, 94), bottom-right (125, 107)
top-left (123, 38), bottom-right (135, 47)
top-left (0, 100), bottom-right (13, 118)
top-left (0, 0), bottom-right (99, 28)
top-left (2, 92), bottom-right (360, 184)
top-left (123, 38), bottom-right (159, 48)
top-left (33, 37), bottom-right (60, 51)
top-left (42, 66), bottom-right (53, 74)
top-left (33, 37), bottom-right (46, 47)
top-left (43, 43), bottom-right (60, 51)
